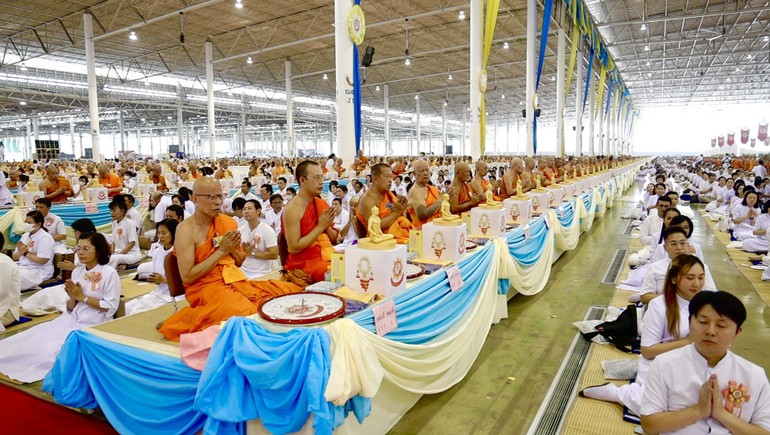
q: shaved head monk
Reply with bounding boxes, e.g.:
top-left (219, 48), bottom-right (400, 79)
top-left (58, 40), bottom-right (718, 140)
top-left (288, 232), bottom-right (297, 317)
top-left (39, 165), bottom-right (74, 203)
top-left (357, 163), bottom-right (412, 243)
top-left (281, 160), bottom-right (338, 285)
top-left (408, 160), bottom-right (444, 229)
top-left (470, 160), bottom-right (501, 203)
top-left (158, 177), bottom-right (299, 341)
top-left (449, 162), bottom-right (485, 214)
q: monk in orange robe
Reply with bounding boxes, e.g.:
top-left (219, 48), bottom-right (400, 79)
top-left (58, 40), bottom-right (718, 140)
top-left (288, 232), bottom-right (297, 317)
top-left (158, 177), bottom-right (300, 341)
top-left (97, 164), bottom-right (123, 198)
top-left (281, 160), bottom-right (339, 285)
top-left (357, 163), bottom-right (412, 243)
top-left (470, 160), bottom-right (501, 204)
top-left (150, 164), bottom-right (168, 192)
top-left (393, 157), bottom-right (406, 178)
top-left (38, 165), bottom-right (74, 203)
top-left (449, 162), bottom-right (484, 214)
top-left (407, 160), bottom-right (443, 229)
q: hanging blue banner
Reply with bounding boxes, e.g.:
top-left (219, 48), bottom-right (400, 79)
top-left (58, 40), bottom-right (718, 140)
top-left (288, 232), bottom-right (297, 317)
top-left (582, 48), bottom-right (594, 114)
top-left (533, 0), bottom-right (554, 155)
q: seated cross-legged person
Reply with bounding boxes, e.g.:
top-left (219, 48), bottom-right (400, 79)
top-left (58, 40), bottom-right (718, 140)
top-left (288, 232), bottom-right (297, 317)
top-left (649, 215), bottom-right (705, 263)
top-left (732, 191), bottom-right (762, 241)
top-left (13, 211), bottom-right (56, 291)
top-left (640, 196), bottom-right (672, 246)
top-left (107, 199), bottom-right (143, 270)
top-left (739, 198), bottom-right (770, 252)
top-left (238, 199), bottom-right (278, 280)
top-left (158, 177), bottom-right (300, 341)
top-left (638, 227), bottom-right (717, 304)
top-left (581, 255), bottom-right (713, 417)
top-left (0, 233), bottom-right (120, 383)
top-left (641, 291), bottom-right (770, 434)
top-left (22, 219), bottom-right (97, 315)
top-left (125, 219), bottom-right (185, 316)
top-left (0, 233), bottom-right (21, 327)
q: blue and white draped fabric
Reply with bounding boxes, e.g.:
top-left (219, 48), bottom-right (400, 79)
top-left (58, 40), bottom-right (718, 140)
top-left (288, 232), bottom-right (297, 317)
top-left (41, 165), bottom-right (644, 434)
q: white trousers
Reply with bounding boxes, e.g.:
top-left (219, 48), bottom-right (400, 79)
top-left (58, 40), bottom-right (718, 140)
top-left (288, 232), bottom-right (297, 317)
top-left (19, 266), bottom-right (53, 291)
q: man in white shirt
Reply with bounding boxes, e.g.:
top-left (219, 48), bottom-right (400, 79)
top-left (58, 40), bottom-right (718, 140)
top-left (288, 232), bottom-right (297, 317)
top-left (640, 196), bottom-right (672, 245)
top-left (0, 233), bottom-right (21, 327)
top-left (233, 180), bottom-right (259, 202)
top-left (641, 291), bottom-right (770, 434)
top-left (639, 227), bottom-right (717, 303)
top-left (325, 154), bottom-right (337, 174)
top-left (258, 183), bottom-right (273, 212)
top-left (264, 193), bottom-right (284, 235)
top-left (332, 197), bottom-right (358, 248)
top-left (124, 194), bottom-right (143, 234)
top-left (276, 177), bottom-right (289, 198)
top-left (35, 198), bottom-right (68, 254)
top-left (752, 160), bottom-right (768, 178)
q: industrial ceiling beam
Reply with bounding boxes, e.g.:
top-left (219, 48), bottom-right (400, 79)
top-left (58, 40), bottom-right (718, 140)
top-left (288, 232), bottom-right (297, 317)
top-left (596, 5), bottom-right (770, 29)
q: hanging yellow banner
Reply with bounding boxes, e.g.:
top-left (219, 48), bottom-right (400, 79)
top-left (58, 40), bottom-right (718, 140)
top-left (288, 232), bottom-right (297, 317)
top-left (479, 0), bottom-right (500, 156)
top-left (564, 21), bottom-right (579, 110)
top-left (594, 66), bottom-right (606, 117)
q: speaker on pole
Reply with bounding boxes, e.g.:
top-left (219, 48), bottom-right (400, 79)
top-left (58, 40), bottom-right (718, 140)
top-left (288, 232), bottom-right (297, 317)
top-left (362, 46), bottom-right (375, 67)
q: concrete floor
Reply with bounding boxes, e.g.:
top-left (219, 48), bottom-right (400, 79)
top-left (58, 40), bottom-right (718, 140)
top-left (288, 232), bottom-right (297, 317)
top-left (389, 185), bottom-right (770, 435)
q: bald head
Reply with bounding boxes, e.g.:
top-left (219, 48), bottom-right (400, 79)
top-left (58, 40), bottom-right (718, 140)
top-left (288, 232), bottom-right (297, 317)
top-left (192, 176), bottom-right (220, 194)
top-left (454, 162), bottom-right (471, 183)
top-left (511, 158), bottom-right (524, 173)
top-left (475, 160), bottom-right (488, 174)
top-left (413, 160), bottom-right (430, 185)
top-left (525, 157), bottom-right (535, 170)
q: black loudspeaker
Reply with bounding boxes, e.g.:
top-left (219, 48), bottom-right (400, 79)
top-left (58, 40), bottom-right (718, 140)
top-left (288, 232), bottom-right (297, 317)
top-left (520, 109), bottom-right (542, 118)
top-left (362, 46), bottom-right (375, 67)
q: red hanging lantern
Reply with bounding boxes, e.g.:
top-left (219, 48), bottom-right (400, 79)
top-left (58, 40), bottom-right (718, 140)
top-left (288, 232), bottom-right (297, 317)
top-left (718, 136), bottom-right (725, 147)
top-left (740, 127), bottom-right (750, 144)
top-left (759, 120), bottom-right (768, 142)
top-left (727, 131), bottom-right (735, 146)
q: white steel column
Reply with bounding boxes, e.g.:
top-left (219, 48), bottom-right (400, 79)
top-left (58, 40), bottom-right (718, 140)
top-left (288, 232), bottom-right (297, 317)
top-left (415, 95), bottom-right (421, 155)
top-left (574, 40), bottom-right (583, 156)
top-left (84, 13), bottom-right (102, 162)
top-left (598, 90), bottom-right (605, 155)
top-left (177, 84), bottom-right (184, 154)
top-left (384, 84), bottom-right (391, 155)
top-left (462, 105), bottom-right (467, 156)
top-left (442, 103), bottom-right (447, 154)
top-left (69, 120), bottom-right (76, 157)
top-left (205, 41), bottom-right (216, 159)
top-left (525, 0), bottom-right (537, 155)
top-left (334, 0), bottom-right (355, 165)
top-left (469, 0), bottom-right (483, 160)
top-left (241, 112), bottom-right (247, 155)
top-left (136, 130), bottom-right (142, 156)
top-left (25, 121), bottom-right (31, 161)
top-left (556, 4), bottom-right (566, 158)
top-left (285, 60), bottom-right (295, 157)
top-left (119, 111), bottom-right (125, 154)
top-left (588, 69), bottom-right (595, 155)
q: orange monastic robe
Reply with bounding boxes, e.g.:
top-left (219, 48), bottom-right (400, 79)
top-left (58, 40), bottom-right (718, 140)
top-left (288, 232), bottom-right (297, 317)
top-left (159, 214), bottom-right (300, 341)
top-left (357, 190), bottom-right (412, 243)
top-left (458, 182), bottom-right (472, 204)
top-left (45, 177), bottom-right (73, 203)
top-left (472, 178), bottom-right (501, 204)
top-left (281, 197), bottom-right (336, 283)
top-left (409, 184), bottom-right (441, 230)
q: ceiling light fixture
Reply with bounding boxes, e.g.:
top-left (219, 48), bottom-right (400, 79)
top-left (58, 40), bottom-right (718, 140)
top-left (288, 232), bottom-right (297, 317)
top-left (19, 101), bottom-right (26, 106)
top-left (415, 94), bottom-right (419, 100)
top-left (458, 10), bottom-right (466, 21)
top-left (503, 41), bottom-right (510, 49)
top-left (448, 73), bottom-right (453, 80)
top-left (746, 54), bottom-right (753, 59)
top-left (375, 85), bottom-right (380, 91)
top-left (129, 30), bottom-right (138, 41)
top-left (234, 0), bottom-right (243, 9)
top-left (322, 73), bottom-right (328, 80)
top-left (640, 24), bottom-right (647, 31)
top-left (644, 45), bottom-right (649, 51)
top-left (646, 61), bottom-right (650, 66)
top-left (404, 57), bottom-right (411, 66)
top-left (550, 76), bottom-right (555, 81)
top-left (647, 72), bottom-right (652, 77)
top-left (246, 56), bottom-right (253, 64)
top-left (501, 94), bottom-right (506, 99)
top-left (140, 118), bottom-right (146, 122)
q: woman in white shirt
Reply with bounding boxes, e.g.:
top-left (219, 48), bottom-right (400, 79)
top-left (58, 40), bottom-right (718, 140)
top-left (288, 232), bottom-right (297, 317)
top-left (238, 199), bottom-right (278, 279)
top-left (641, 291), bottom-right (770, 434)
top-left (70, 175), bottom-right (89, 201)
top-left (731, 190), bottom-right (761, 241)
top-left (107, 199), bottom-right (143, 270)
top-left (0, 232), bottom-right (120, 383)
top-left (12, 211), bottom-right (56, 290)
top-left (741, 199), bottom-right (770, 252)
top-left (125, 219), bottom-right (184, 315)
top-left (581, 255), bottom-right (710, 417)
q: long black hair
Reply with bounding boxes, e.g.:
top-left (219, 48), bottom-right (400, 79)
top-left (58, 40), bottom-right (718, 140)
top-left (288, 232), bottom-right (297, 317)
top-left (79, 232), bottom-right (111, 265)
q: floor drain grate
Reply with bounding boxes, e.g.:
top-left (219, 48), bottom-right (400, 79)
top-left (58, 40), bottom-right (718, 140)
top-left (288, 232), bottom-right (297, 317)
top-left (526, 306), bottom-right (606, 435)
top-left (623, 220), bottom-right (634, 235)
top-left (601, 249), bottom-right (628, 284)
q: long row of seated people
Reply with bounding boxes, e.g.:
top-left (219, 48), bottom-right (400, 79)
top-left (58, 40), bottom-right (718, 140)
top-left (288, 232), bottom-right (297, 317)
top-left (582, 161), bottom-right (770, 432)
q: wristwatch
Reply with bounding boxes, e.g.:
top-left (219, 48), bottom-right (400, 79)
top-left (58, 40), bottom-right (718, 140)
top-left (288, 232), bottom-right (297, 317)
top-left (83, 296), bottom-right (89, 305)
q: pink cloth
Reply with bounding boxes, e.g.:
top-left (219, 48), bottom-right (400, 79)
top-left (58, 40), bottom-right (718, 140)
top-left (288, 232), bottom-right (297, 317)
top-left (179, 324), bottom-right (221, 371)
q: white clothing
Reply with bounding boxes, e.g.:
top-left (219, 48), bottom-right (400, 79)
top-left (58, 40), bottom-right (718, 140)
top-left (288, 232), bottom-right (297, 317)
top-left (264, 208), bottom-right (283, 235)
top-left (394, 184), bottom-right (407, 198)
top-left (126, 207), bottom-right (143, 233)
top-left (108, 218), bottom-right (143, 268)
top-left (639, 213), bottom-right (663, 245)
top-left (184, 201), bottom-right (196, 216)
top-left (645, 194), bottom-right (663, 210)
top-left (642, 344), bottom-right (770, 434)
top-left (333, 209), bottom-right (350, 233)
top-left (233, 191), bottom-right (259, 202)
top-left (0, 263), bottom-right (121, 383)
top-left (325, 159), bottom-right (335, 173)
top-left (0, 172), bottom-right (13, 205)
top-left (238, 221), bottom-right (278, 279)
top-left (752, 165), bottom-right (768, 178)
top-left (125, 245), bottom-right (184, 316)
top-left (616, 294), bottom-right (693, 416)
top-left (152, 195), bottom-right (173, 223)
top-left (640, 257), bottom-right (717, 297)
top-left (42, 212), bottom-right (67, 253)
top-left (333, 209), bottom-right (358, 247)
top-left (15, 230), bottom-right (55, 290)
top-left (732, 204), bottom-right (761, 240)
top-left (0, 254), bottom-right (21, 324)
top-left (741, 213), bottom-right (770, 252)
